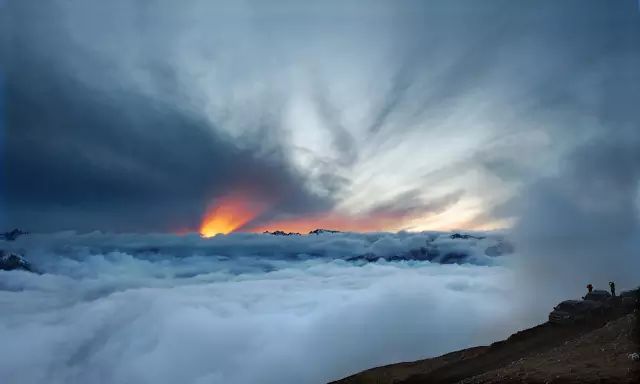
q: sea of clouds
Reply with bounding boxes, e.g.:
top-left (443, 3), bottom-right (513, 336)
top-left (0, 231), bottom-right (544, 384)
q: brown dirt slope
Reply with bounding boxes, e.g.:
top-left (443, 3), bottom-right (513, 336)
top-left (457, 313), bottom-right (639, 384)
top-left (328, 347), bottom-right (488, 384)
top-left (331, 312), bottom-right (639, 384)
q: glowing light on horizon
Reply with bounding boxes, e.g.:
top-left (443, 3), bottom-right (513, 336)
top-left (199, 193), bottom-right (267, 237)
top-left (199, 192), bottom-right (504, 236)
top-left (250, 197), bottom-right (507, 234)
top-left (249, 212), bottom-right (409, 234)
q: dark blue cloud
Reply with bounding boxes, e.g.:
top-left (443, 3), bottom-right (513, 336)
top-left (1, 1), bottom-right (335, 232)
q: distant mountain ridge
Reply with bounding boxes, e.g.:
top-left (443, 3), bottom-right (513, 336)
top-left (264, 228), bottom-right (342, 236)
top-left (0, 229), bottom-right (29, 241)
top-left (262, 230), bottom-right (514, 263)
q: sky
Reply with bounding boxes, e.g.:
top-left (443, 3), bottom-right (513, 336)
top-left (1, 3), bottom-right (640, 383)
top-left (1, 0), bottom-right (640, 234)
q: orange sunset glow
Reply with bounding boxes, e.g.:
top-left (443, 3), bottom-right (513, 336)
top-left (249, 198), bottom-right (503, 234)
top-left (250, 213), bottom-right (399, 234)
top-left (199, 192), bottom-right (496, 236)
top-left (199, 194), bottom-right (267, 237)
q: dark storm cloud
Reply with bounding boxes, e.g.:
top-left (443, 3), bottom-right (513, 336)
top-left (0, 1), bottom-right (333, 232)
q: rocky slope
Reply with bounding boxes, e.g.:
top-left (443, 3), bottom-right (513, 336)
top-left (331, 311), bottom-right (639, 384)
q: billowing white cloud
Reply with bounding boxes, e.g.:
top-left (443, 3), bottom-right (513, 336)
top-left (0, 232), bottom-right (527, 384)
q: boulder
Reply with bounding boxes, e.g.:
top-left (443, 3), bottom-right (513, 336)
top-left (0, 250), bottom-right (32, 272)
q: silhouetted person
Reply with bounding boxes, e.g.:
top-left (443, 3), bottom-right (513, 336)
top-left (587, 284), bottom-right (593, 293)
top-left (609, 281), bottom-right (616, 297)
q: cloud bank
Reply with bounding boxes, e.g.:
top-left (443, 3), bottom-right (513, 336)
top-left (1, 231), bottom-right (520, 384)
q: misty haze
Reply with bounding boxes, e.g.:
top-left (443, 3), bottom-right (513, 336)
top-left (1, 1), bottom-right (639, 384)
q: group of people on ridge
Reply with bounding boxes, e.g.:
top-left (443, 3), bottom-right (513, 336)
top-left (585, 281), bottom-right (615, 296)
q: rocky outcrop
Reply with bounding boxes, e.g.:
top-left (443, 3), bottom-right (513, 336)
top-left (0, 250), bottom-right (32, 272)
top-left (0, 229), bottom-right (29, 241)
top-left (264, 229), bottom-right (342, 236)
top-left (309, 229), bottom-right (341, 235)
top-left (264, 230), bottom-right (302, 236)
top-left (450, 233), bottom-right (485, 240)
